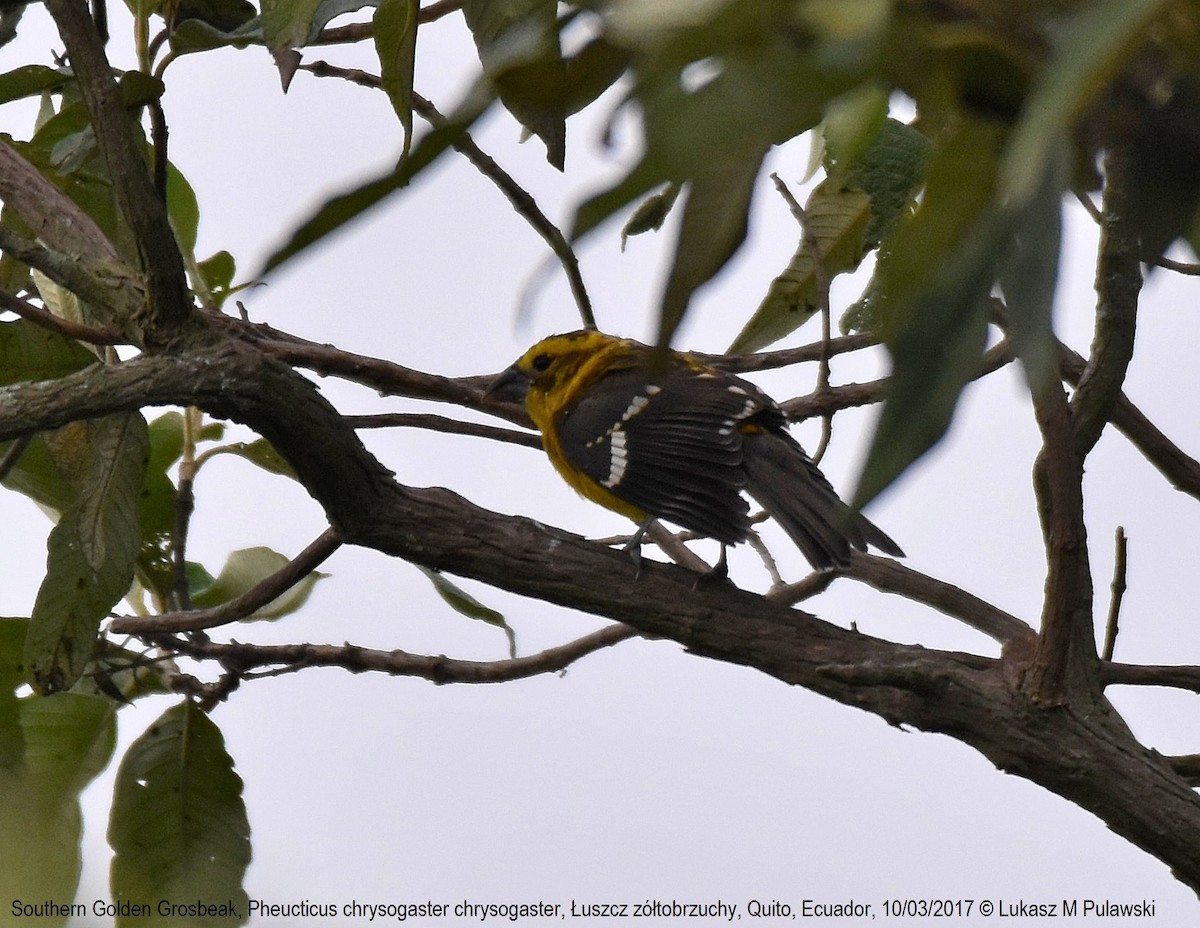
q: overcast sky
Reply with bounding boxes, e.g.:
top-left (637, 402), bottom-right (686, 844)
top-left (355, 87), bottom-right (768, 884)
top-left (4, 4), bottom-right (1200, 925)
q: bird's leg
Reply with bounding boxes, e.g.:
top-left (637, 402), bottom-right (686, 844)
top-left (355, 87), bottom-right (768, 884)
top-left (693, 543), bottom-right (730, 589)
top-left (621, 517), bottom-right (656, 575)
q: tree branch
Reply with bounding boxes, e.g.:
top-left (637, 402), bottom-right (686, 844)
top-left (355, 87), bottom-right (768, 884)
top-left (346, 412), bottom-right (540, 448)
top-left (43, 0), bottom-right (191, 344)
top-left (148, 622), bottom-right (638, 690)
top-left (1101, 526), bottom-right (1127, 662)
top-left (1026, 375), bottom-right (1096, 704)
top-left (0, 288), bottom-right (127, 346)
top-left (300, 60), bottom-right (594, 327)
top-left (0, 225), bottom-right (144, 341)
top-left (110, 528), bottom-right (342, 634)
top-left (4, 343), bottom-right (1200, 888)
top-left (0, 138), bottom-right (118, 260)
top-left (1071, 148), bottom-right (1142, 459)
top-left (838, 553), bottom-right (1036, 647)
top-left (1102, 662), bottom-right (1200, 693)
top-left (1059, 342), bottom-right (1200, 499)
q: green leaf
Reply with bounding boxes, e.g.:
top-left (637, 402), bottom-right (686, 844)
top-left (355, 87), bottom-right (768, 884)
top-left (0, 435), bottom-right (75, 518)
top-left (118, 70), bottom-right (167, 108)
top-left (139, 412), bottom-right (185, 542)
top-left (0, 693), bottom-right (116, 911)
top-left (621, 182), bottom-right (680, 249)
top-left (731, 180), bottom-right (872, 353)
top-left (198, 250), bottom-right (237, 299)
top-left (176, 0), bottom-right (258, 32)
top-left (168, 15), bottom-right (262, 54)
top-left (418, 567), bottom-right (515, 658)
top-left (25, 414), bottom-right (149, 693)
top-left (0, 65), bottom-right (69, 105)
top-left (997, 151), bottom-right (1065, 393)
top-left (185, 561), bottom-right (218, 601)
top-left (260, 0), bottom-right (323, 51)
top-left (730, 117), bottom-right (929, 353)
top-left (846, 118), bottom-right (930, 244)
top-left (462, 0), bottom-right (565, 169)
top-left (0, 317), bottom-right (96, 386)
top-left (146, 411), bottom-right (186, 477)
top-left (0, 324), bottom-right (98, 516)
top-left (0, 618), bottom-right (27, 770)
top-left (109, 701), bottom-right (251, 926)
top-left (562, 36), bottom-right (630, 116)
top-left (998, 0), bottom-right (1172, 209)
top-left (854, 115), bottom-right (1005, 507)
top-left (374, 0), bottom-right (418, 151)
top-left (201, 437), bottom-right (297, 478)
top-left (571, 155), bottom-right (666, 243)
top-left (571, 19), bottom-right (852, 321)
top-left (166, 158), bottom-right (201, 259)
top-left (123, 0), bottom-right (165, 20)
top-left (189, 546), bottom-right (326, 621)
top-left (819, 82), bottom-right (890, 185)
top-left (21, 693), bottom-right (117, 803)
top-left (657, 149), bottom-right (766, 348)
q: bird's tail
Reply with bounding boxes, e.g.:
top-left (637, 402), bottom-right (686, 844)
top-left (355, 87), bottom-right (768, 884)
top-left (741, 429), bottom-right (904, 569)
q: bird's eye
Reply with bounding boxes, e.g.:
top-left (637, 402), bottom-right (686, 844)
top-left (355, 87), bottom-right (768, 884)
top-left (531, 353), bottom-right (553, 372)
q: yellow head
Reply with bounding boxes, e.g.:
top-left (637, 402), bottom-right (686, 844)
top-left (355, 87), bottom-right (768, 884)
top-left (486, 330), bottom-right (631, 431)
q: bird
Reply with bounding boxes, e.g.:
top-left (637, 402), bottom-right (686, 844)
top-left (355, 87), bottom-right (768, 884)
top-left (485, 329), bottom-right (903, 570)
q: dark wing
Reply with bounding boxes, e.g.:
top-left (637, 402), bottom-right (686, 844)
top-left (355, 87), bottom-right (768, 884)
top-left (742, 428), bottom-right (905, 569)
top-left (555, 366), bottom-right (764, 544)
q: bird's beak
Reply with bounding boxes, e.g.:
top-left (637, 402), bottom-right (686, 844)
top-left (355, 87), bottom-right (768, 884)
top-left (483, 365), bottom-right (531, 405)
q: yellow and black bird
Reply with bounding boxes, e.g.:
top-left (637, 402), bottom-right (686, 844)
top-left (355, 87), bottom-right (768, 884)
top-left (486, 329), bottom-right (903, 570)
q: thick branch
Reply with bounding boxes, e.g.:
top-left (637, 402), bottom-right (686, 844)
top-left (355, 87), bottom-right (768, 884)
top-left (0, 225), bottom-right (144, 342)
top-left (1026, 377), bottom-right (1096, 704)
top-left (0, 138), bottom-right (118, 260)
top-left (44, 0), bottom-right (191, 343)
top-left (5, 346), bottom-right (1200, 888)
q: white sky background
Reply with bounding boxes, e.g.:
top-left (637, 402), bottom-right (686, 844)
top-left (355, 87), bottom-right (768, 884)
top-left (3, 4), bottom-right (1200, 925)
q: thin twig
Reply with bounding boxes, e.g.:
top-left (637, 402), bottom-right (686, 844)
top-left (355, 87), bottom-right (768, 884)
top-left (765, 568), bottom-right (835, 604)
top-left (149, 622), bottom-right (638, 695)
top-left (783, 552), bottom-right (1037, 647)
top-left (770, 172), bottom-right (834, 462)
top-left (1102, 662), bottom-right (1200, 693)
top-left (0, 287), bottom-right (127, 345)
top-left (1058, 341), bottom-right (1200, 501)
top-left (113, 528), bottom-right (343, 634)
top-left (746, 530), bottom-right (785, 589)
top-left (1075, 188), bottom-right (1200, 276)
top-left (299, 60), bottom-right (594, 327)
top-left (1154, 255), bottom-right (1200, 276)
top-left (347, 412), bottom-right (541, 448)
top-left (0, 434), bottom-right (33, 483)
top-left (171, 407), bottom-right (200, 611)
top-left (420, 0), bottom-right (463, 22)
top-left (1101, 526), bottom-right (1127, 662)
